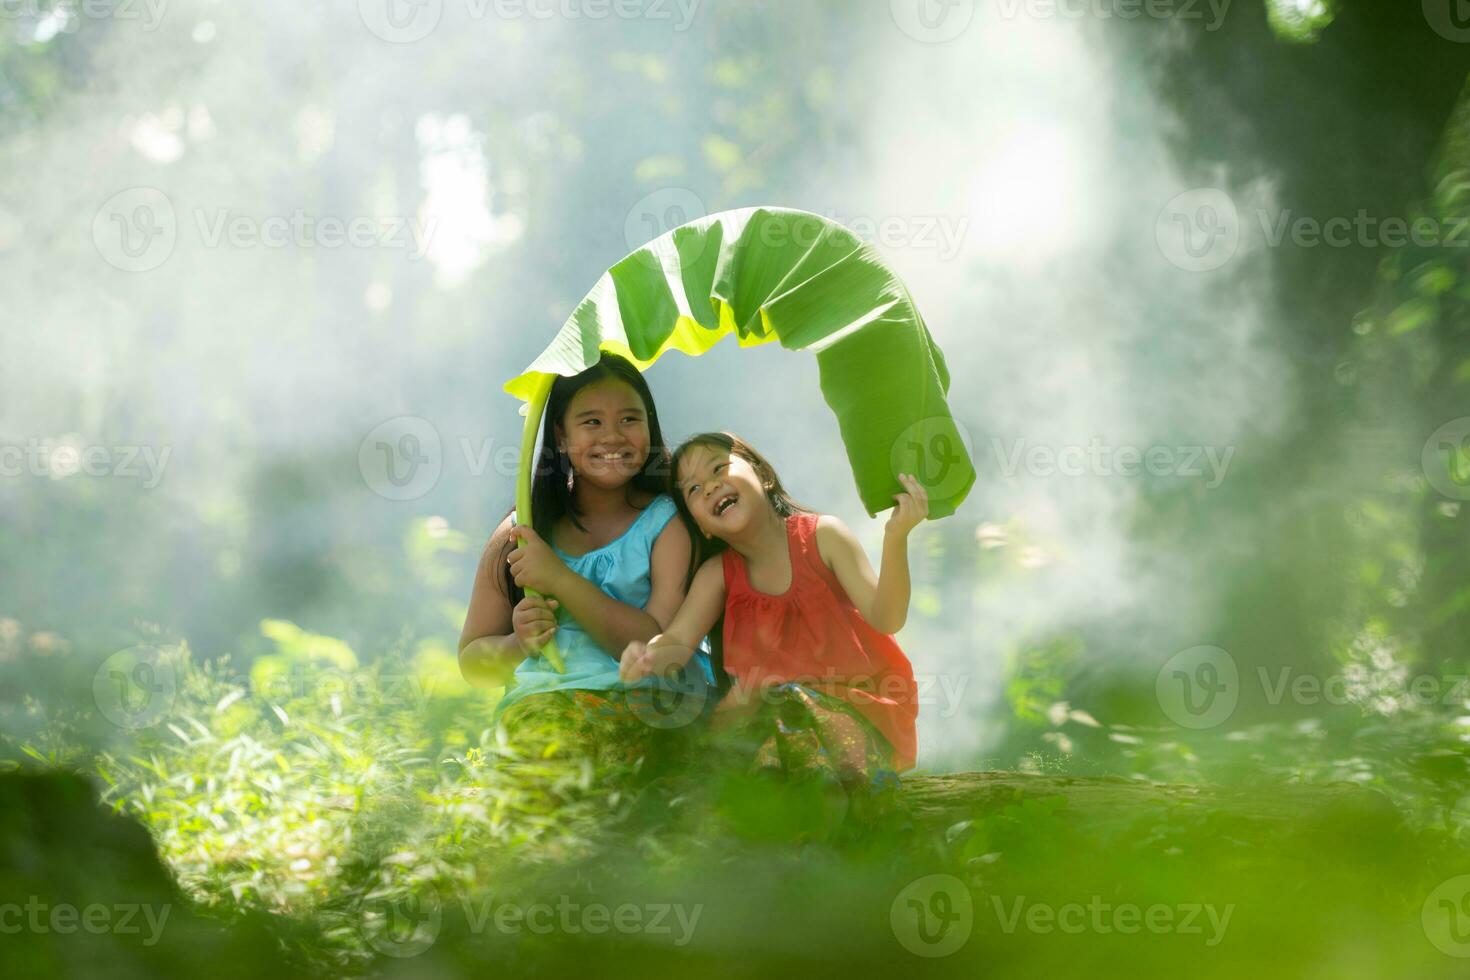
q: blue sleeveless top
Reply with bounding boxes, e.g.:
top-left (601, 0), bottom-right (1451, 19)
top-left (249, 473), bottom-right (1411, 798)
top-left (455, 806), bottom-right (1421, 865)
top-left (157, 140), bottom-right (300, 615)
top-left (492, 494), bottom-right (715, 719)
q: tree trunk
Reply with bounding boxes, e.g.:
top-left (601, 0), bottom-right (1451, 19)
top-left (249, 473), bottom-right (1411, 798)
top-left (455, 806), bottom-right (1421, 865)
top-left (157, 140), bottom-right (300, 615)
top-left (899, 770), bottom-right (1403, 834)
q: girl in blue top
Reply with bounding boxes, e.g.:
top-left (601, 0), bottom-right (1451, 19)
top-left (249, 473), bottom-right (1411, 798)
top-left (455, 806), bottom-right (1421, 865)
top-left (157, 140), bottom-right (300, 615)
top-left (457, 354), bottom-right (714, 760)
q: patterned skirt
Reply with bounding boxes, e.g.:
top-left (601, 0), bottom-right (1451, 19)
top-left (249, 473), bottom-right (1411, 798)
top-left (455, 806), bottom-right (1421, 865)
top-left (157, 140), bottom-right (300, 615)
top-left (708, 682), bottom-right (903, 802)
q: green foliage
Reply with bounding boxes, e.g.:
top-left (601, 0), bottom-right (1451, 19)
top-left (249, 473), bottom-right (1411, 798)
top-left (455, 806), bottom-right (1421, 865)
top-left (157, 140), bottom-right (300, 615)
top-left (6, 620), bottom-right (1470, 977)
top-left (58, 646), bottom-right (623, 973)
top-left (1265, 0), bottom-right (1338, 43)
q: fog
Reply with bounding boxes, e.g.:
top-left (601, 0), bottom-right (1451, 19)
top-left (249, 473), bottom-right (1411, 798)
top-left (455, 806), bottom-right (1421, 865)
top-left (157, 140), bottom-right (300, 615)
top-left (2, 0), bottom-right (1298, 764)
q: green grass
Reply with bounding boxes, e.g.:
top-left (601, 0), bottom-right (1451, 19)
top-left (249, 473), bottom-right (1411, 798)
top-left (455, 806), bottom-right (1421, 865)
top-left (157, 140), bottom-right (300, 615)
top-left (6, 624), bottom-right (1470, 978)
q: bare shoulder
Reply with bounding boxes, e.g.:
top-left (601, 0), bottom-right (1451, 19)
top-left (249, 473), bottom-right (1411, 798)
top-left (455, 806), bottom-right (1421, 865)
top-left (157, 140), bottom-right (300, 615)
top-left (650, 513), bottom-right (693, 584)
top-left (653, 510), bottom-right (692, 548)
top-left (480, 513), bottom-right (517, 564)
top-left (469, 514), bottom-right (517, 598)
top-left (815, 513), bottom-right (851, 535)
top-left (694, 554), bottom-right (726, 588)
top-left (814, 513), bottom-right (857, 564)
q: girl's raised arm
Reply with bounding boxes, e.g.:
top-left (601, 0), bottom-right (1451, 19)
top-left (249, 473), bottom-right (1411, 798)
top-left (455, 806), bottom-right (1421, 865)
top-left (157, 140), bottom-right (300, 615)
top-left (458, 516), bottom-right (556, 688)
top-left (816, 473), bottom-right (929, 635)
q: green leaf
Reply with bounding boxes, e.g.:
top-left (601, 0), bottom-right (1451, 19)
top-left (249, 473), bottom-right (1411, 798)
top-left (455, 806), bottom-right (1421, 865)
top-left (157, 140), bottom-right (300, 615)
top-left (504, 207), bottom-right (975, 519)
top-left (1264, 0), bottom-right (1336, 42)
top-left (1414, 264), bottom-right (1457, 297)
top-left (1387, 298), bottom-right (1436, 335)
top-left (258, 619), bottom-right (357, 670)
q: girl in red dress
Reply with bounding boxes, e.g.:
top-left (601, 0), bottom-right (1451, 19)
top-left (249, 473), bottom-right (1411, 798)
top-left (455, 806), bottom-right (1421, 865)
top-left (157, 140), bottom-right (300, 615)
top-left (619, 431), bottom-right (927, 785)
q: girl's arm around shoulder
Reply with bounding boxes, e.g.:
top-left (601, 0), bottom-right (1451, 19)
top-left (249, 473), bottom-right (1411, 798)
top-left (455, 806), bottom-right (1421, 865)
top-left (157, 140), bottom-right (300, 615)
top-left (459, 515), bottom-right (544, 687)
top-left (619, 556), bottom-right (726, 682)
top-left (460, 514), bottom-right (516, 653)
top-left (644, 510), bottom-right (696, 631)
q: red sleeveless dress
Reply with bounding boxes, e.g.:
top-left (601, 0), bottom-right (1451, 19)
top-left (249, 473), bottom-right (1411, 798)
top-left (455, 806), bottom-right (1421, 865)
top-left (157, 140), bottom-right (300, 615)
top-left (719, 513), bottom-right (918, 770)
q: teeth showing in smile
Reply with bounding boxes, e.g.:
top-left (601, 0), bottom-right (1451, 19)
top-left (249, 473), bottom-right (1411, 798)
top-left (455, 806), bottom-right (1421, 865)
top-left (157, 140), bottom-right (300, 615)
top-left (592, 452), bottom-right (629, 461)
top-left (714, 494), bottom-right (737, 516)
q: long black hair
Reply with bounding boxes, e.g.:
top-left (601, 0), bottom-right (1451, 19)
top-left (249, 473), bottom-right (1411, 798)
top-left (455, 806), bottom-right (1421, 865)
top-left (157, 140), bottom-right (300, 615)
top-left (668, 431), bottom-right (812, 591)
top-left (500, 353), bottom-right (672, 605)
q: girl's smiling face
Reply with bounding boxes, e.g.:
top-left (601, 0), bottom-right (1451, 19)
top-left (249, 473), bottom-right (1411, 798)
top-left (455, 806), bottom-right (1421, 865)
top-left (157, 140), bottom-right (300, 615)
top-left (555, 379), bottom-right (651, 492)
top-left (676, 443), bottom-right (771, 538)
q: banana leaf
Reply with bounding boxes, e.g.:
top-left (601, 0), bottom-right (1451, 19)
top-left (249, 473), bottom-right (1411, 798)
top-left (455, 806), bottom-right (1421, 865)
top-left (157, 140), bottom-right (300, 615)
top-left (507, 207), bottom-right (975, 670)
top-left (509, 206), bottom-right (974, 513)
